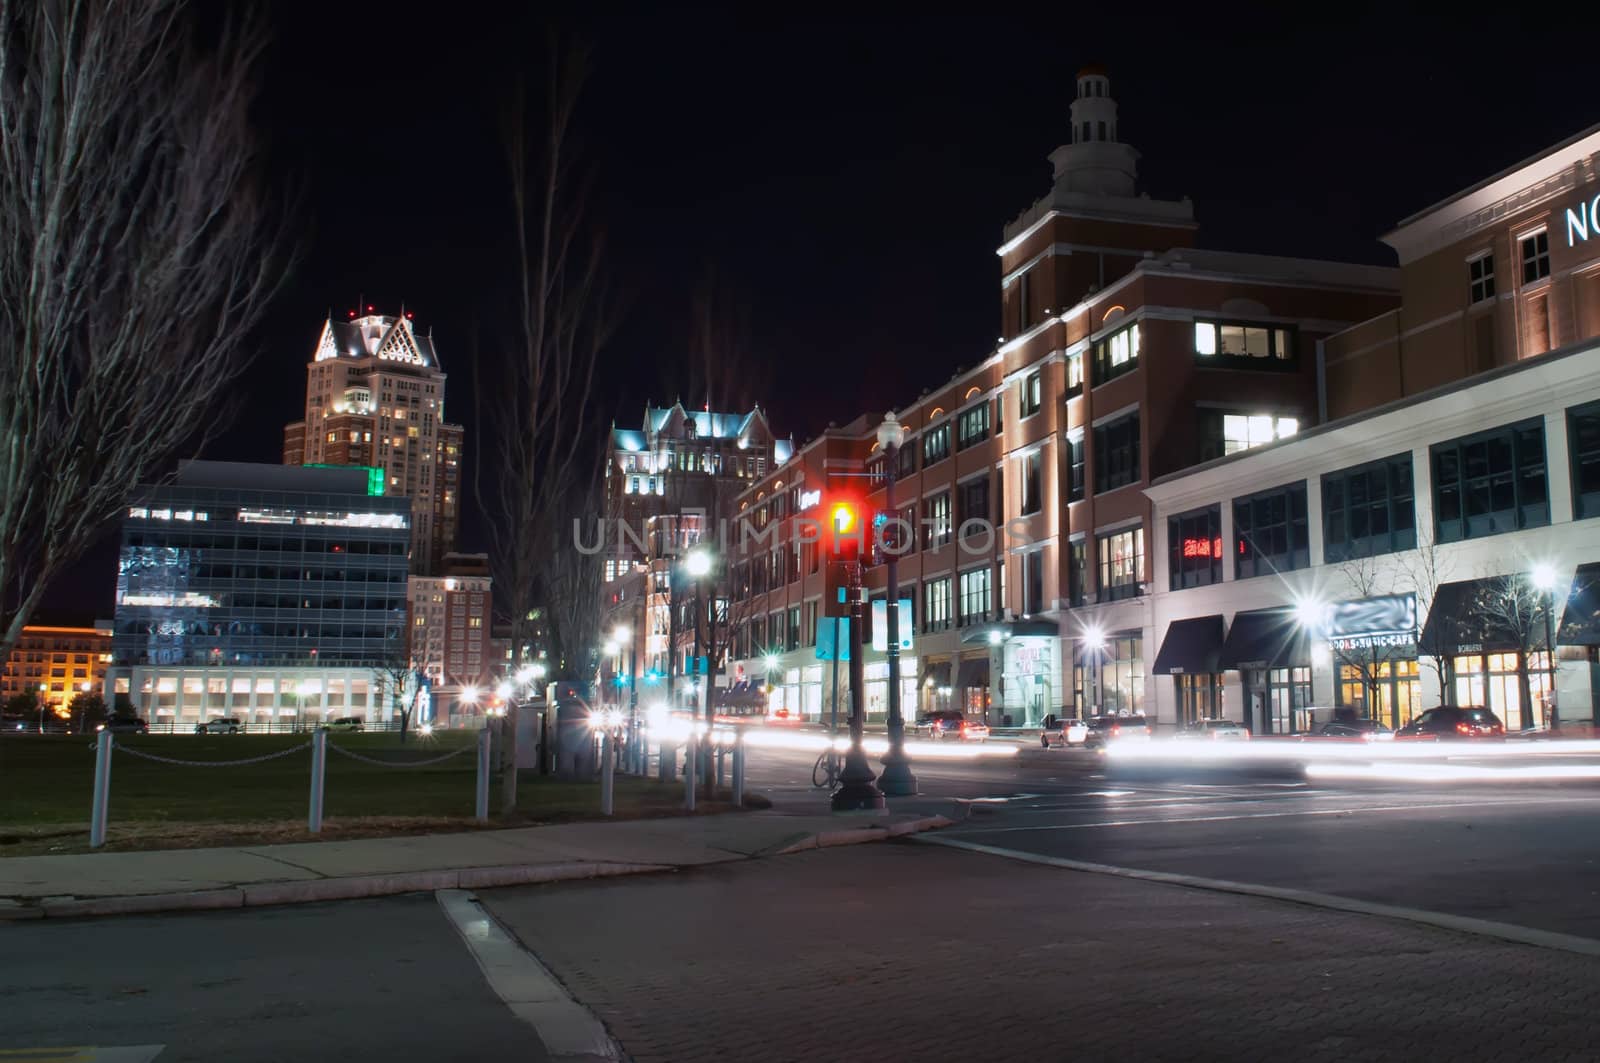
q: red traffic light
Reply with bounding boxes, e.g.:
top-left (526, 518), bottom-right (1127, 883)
top-left (822, 494), bottom-right (866, 559)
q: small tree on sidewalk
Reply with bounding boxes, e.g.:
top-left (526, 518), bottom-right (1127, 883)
top-left (1468, 572), bottom-right (1555, 730)
top-left (70, 690), bottom-right (107, 732)
top-left (376, 656), bottom-right (422, 743)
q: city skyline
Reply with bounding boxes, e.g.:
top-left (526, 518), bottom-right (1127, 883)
top-left (38, 10), bottom-right (1597, 621)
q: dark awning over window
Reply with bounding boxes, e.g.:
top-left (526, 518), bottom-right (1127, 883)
top-left (956, 656), bottom-right (990, 688)
top-left (1559, 563), bottom-right (1600, 647)
top-left (1418, 578), bottom-right (1527, 655)
top-left (920, 660), bottom-right (951, 686)
top-left (1219, 608), bottom-right (1309, 670)
top-left (1151, 615), bottom-right (1225, 675)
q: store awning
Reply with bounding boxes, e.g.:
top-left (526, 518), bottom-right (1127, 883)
top-left (1418, 578), bottom-right (1527, 656)
top-left (1151, 615), bottom-right (1225, 676)
top-left (1218, 608), bottom-right (1309, 670)
top-left (956, 656), bottom-right (990, 688)
top-left (920, 660), bottom-right (951, 686)
top-left (960, 618), bottom-right (1058, 644)
top-left (1558, 563), bottom-right (1600, 646)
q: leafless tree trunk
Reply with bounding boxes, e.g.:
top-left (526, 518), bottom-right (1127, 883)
top-left (474, 39), bottom-right (612, 813)
top-left (0, 0), bottom-right (292, 664)
top-left (376, 656), bottom-right (420, 744)
top-left (1402, 527), bottom-right (1454, 707)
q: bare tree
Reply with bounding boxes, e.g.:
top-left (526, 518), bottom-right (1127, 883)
top-left (1331, 551), bottom-right (1395, 725)
top-left (375, 653), bottom-right (422, 744)
top-left (1402, 526), bottom-right (1455, 706)
top-left (0, 1), bottom-right (290, 663)
top-left (474, 40), bottom-right (612, 811)
top-left (1468, 572), bottom-right (1554, 730)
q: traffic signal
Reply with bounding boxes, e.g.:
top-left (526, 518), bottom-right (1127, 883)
top-left (823, 494), bottom-right (865, 562)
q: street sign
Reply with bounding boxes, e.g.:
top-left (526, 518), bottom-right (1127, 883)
top-left (815, 618), bottom-right (850, 661)
top-left (870, 599), bottom-right (914, 651)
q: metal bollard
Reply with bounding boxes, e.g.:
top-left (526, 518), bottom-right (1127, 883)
top-left (661, 741), bottom-right (677, 782)
top-left (683, 741), bottom-right (696, 811)
top-left (601, 729), bottom-right (615, 816)
top-left (89, 730), bottom-right (113, 849)
top-left (732, 734), bottom-right (745, 808)
top-left (716, 744), bottom-right (726, 790)
top-left (308, 729), bottom-right (328, 833)
top-left (475, 726), bottom-right (491, 823)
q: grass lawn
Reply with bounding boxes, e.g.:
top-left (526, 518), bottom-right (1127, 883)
top-left (0, 731), bottom-right (763, 855)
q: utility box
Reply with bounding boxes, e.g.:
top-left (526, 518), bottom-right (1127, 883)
top-left (547, 680), bottom-right (597, 780)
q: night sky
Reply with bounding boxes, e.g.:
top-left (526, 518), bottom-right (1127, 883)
top-left (39, 6), bottom-right (1597, 622)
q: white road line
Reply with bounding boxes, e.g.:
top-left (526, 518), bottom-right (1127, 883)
top-left (954, 795), bottom-right (1600, 833)
top-left (436, 889), bottom-right (621, 1062)
top-left (919, 834), bottom-right (1600, 958)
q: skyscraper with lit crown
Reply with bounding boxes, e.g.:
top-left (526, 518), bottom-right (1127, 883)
top-left (283, 306), bottom-right (464, 574)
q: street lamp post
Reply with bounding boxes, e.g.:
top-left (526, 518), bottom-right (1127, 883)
top-left (876, 412), bottom-right (917, 796)
top-left (38, 682), bottom-right (47, 734)
top-left (611, 624), bottom-right (635, 771)
top-left (685, 546), bottom-right (715, 800)
top-left (1532, 564), bottom-right (1561, 732)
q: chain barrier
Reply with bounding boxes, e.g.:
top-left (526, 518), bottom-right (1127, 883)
top-left (111, 737), bottom-right (315, 768)
top-left (325, 741), bottom-right (475, 768)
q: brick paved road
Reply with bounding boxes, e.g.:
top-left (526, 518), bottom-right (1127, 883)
top-left (482, 842), bottom-right (1600, 1062)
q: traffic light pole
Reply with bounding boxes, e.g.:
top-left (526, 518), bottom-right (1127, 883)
top-left (877, 438), bottom-right (916, 796)
top-left (832, 561), bottom-right (885, 812)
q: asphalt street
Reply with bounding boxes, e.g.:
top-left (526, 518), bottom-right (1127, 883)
top-left (740, 739), bottom-right (1600, 938)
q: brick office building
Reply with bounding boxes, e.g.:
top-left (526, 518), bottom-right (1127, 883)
top-left (722, 67), bottom-right (1400, 726)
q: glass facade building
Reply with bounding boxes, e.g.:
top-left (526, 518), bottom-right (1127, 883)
top-left (107, 462), bottom-right (410, 726)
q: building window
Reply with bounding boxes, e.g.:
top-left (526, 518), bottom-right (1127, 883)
top-left (787, 607), bottom-right (800, 652)
top-left (957, 402), bottom-right (990, 450)
top-left (1093, 412), bottom-right (1140, 492)
top-left (1233, 482), bottom-right (1310, 578)
top-left (1020, 451), bottom-right (1042, 515)
top-left (957, 567), bottom-right (991, 626)
top-left (1092, 632), bottom-right (1145, 715)
top-left (958, 476), bottom-right (989, 529)
top-left (897, 441), bottom-right (917, 478)
top-left (923, 424), bottom-right (951, 466)
top-left (1023, 550), bottom-right (1045, 615)
top-left (1093, 322), bottom-right (1139, 384)
top-left (1431, 419), bottom-right (1549, 543)
top-left (923, 578), bottom-right (952, 633)
top-left (1096, 526), bottom-right (1145, 601)
top-left (896, 503), bottom-right (917, 555)
top-left (1199, 411), bottom-right (1299, 461)
top-left (1168, 506), bottom-right (1222, 590)
top-left (1469, 253), bottom-right (1495, 304)
top-left (1322, 455), bottom-right (1416, 562)
top-left (1019, 371), bottom-right (1042, 418)
top-left (1067, 434), bottom-right (1085, 502)
top-left (1193, 321), bottom-right (1295, 365)
top-left (1520, 230), bottom-right (1550, 284)
top-left (1570, 400), bottom-right (1600, 520)
top-left (803, 602), bottom-right (817, 646)
top-left (1065, 352), bottom-right (1083, 397)
top-left (1067, 539), bottom-right (1086, 607)
top-left (923, 492), bottom-right (952, 549)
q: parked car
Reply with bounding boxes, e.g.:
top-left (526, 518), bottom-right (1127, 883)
top-left (1174, 719), bottom-right (1250, 741)
top-left (1312, 719), bottom-right (1393, 741)
top-left (322, 716), bottom-right (365, 732)
top-left (195, 717), bottom-right (243, 735)
top-left (1394, 706), bottom-right (1505, 741)
top-left (914, 710), bottom-right (988, 741)
top-left (1040, 713), bottom-right (1090, 748)
top-left (1084, 714), bottom-right (1152, 749)
top-left (102, 716), bottom-right (149, 734)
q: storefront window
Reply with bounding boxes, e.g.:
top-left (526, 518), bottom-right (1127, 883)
top-left (1453, 651), bottom-right (1551, 731)
top-left (1243, 666), bottom-right (1310, 734)
top-left (1336, 658), bottom-right (1420, 730)
top-left (1176, 673), bottom-right (1222, 725)
top-left (1089, 632), bottom-right (1144, 715)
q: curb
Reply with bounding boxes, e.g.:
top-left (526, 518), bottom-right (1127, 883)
top-left (774, 814), bottom-right (953, 854)
top-left (4, 817), bottom-right (953, 921)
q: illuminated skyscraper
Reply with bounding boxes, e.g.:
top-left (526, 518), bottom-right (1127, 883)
top-left (283, 307), bottom-right (463, 573)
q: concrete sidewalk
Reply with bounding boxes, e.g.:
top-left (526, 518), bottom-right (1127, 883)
top-left (0, 810), bottom-right (950, 920)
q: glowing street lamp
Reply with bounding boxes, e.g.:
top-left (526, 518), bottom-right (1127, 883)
top-left (460, 684), bottom-right (480, 706)
top-left (684, 546), bottom-right (713, 578)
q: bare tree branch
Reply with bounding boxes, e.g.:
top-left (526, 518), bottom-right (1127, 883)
top-left (0, 0), bottom-right (294, 662)
top-left (1401, 526), bottom-right (1454, 706)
